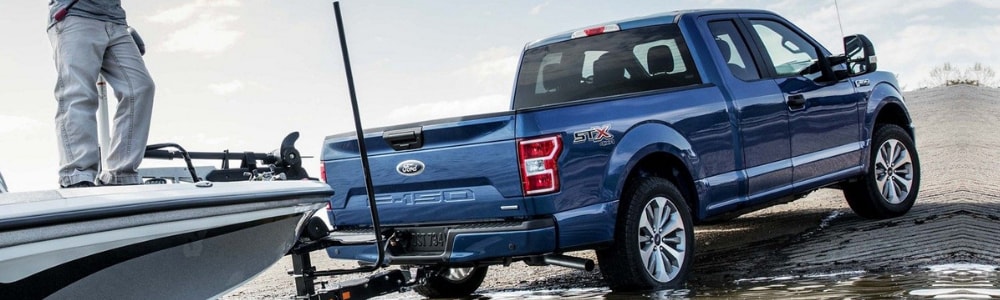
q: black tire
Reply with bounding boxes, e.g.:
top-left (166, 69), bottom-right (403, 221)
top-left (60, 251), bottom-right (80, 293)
top-left (843, 124), bottom-right (920, 219)
top-left (597, 177), bottom-right (695, 291)
top-left (413, 266), bottom-right (488, 298)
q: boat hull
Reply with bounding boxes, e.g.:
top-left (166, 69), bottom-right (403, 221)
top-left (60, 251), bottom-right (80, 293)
top-left (0, 181), bottom-right (332, 299)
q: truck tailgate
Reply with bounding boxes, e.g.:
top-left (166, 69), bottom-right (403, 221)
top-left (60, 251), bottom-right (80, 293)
top-left (323, 112), bottom-right (527, 226)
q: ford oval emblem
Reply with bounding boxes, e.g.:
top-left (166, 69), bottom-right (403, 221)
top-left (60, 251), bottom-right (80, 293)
top-left (396, 160), bottom-right (425, 176)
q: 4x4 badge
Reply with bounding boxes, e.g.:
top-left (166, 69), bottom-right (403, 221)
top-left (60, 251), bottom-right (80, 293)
top-left (396, 160), bottom-right (425, 176)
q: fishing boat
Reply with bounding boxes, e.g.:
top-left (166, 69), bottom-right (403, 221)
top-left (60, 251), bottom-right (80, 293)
top-left (0, 180), bottom-right (332, 299)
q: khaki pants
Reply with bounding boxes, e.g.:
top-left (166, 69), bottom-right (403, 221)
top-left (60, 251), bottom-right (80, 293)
top-left (48, 16), bottom-right (155, 186)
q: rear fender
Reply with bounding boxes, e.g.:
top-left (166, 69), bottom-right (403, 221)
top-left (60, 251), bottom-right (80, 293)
top-left (602, 122), bottom-right (699, 207)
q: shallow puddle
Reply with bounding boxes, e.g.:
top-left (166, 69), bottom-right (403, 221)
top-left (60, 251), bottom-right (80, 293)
top-left (699, 264), bottom-right (1000, 299)
top-left (478, 264), bottom-right (1000, 299)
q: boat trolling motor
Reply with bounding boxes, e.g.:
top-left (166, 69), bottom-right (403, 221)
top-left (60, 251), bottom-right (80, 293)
top-left (142, 131), bottom-right (312, 183)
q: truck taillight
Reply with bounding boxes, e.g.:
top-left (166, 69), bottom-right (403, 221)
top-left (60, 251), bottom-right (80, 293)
top-left (320, 163), bottom-right (327, 183)
top-left (518, 135), bottom-right (562, 195)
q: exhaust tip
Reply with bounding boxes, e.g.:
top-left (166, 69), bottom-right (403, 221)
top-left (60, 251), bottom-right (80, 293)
top-left (542, 254), bottom-right (595, 271)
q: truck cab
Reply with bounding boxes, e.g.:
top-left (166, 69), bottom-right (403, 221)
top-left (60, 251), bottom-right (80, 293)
top-left (321, 9), bottom-right (918, 296)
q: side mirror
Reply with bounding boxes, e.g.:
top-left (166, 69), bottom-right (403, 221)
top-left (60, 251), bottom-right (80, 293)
top-left (844, 34), bottom-right (876, 75)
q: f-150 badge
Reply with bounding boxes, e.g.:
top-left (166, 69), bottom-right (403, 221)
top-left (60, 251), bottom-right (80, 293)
top-left (573, 124), bottom-right (615, 146)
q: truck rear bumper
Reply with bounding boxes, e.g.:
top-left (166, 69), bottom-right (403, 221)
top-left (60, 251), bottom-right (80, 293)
top-left (325, 219), bottom-right (556, 265)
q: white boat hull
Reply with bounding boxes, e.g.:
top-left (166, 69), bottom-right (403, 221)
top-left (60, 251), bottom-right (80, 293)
top-left (0, 181), bottom-right (332, 299)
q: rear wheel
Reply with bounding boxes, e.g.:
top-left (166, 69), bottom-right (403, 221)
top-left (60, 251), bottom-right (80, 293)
top-left (597, 177), bottom-right (694, 291)
top-left (413, 266), bottom-right (488, 298)
top-left (843, 124), bottom-right (920, 219)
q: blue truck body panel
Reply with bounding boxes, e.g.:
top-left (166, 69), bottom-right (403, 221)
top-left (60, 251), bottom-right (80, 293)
top-left (514, 85), bottom-right (732, 217)
top-left (322, 9), bottom-right (911, 265)
top-left (324, 113), bottom-right (528, 225)
top-left (552, 201), bottom-right (619, 249)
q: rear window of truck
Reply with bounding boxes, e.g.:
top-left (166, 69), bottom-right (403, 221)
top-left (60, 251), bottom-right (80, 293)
top-left (513, 24), bottom-right (701, 109)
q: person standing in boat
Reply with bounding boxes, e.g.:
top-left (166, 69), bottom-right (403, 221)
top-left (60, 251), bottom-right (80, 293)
top-left (46, 0), bottom-right (155, 188)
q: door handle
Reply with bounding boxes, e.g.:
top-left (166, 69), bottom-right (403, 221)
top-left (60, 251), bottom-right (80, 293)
top-left (787, 94), bottom-right (806, 109)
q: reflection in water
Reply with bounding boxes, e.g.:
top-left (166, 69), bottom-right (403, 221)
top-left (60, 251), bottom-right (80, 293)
top-left (720, 264), bottom-right (999, 299)
top-left (477, 264), bottom-right (999, 299)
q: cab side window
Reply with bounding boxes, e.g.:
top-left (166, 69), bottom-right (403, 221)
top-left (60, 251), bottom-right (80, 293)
top-left (749, 19), bottom-right (819, 78)
top-left (708, 20), bottom-right (760, 81)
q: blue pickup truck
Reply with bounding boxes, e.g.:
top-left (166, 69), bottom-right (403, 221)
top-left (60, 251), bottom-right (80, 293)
top-left (321, 9), bottom-right (919, 296)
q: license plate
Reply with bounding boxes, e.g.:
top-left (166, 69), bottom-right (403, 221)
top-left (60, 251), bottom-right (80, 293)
top-left (404, 229), bottom-right (447, 253)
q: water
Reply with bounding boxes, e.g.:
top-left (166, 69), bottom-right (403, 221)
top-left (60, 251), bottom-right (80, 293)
top-left (475, 264), bottom-right (1000, 299)
top-left (715, 264), bottom-right (1000, 299)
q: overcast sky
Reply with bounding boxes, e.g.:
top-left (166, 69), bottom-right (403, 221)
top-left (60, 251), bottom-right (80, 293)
top-left (1, 0), bottom-right (997, 191)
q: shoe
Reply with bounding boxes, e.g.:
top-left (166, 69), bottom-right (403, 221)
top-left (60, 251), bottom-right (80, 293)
top-left (62, 181), bottom-right (95, 188)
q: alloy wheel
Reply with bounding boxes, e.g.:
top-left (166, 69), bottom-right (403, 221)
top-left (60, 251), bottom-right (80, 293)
top-left (874, 139), bottom-right (914, 204)
top-left (443, 267), bottom-right (474, 281)
top-left (637, 196), bottom-right (687, 282)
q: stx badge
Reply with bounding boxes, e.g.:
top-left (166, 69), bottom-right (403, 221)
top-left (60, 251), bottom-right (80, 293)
top-left (573, 125), bottom-right (615, 146)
